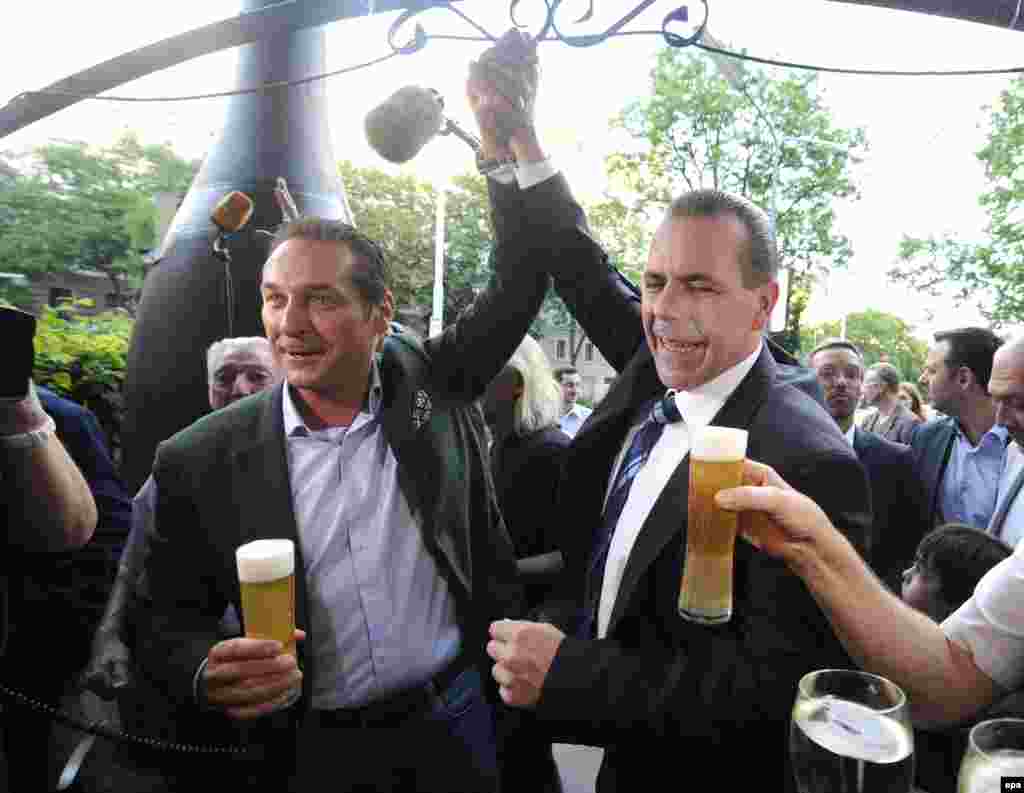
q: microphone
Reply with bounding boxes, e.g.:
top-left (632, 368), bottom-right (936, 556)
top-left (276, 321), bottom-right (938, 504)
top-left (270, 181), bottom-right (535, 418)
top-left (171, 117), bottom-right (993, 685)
top-left (209, 190), bottom-right (253, 338)
top-left (210, 191), bottom-right (254, 234)
top-left (364, 85), bottom-right (446, 164)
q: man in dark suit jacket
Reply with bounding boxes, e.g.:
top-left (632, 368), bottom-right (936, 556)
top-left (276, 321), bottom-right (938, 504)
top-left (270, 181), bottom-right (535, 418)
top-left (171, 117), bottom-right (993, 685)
top-left (912, 327), bottom-right (1005, 529)
top-left (478, 81), bottom-right (871, 792)
top-left (134, 214), bottom-right (553, 791)
top-left (809, 339), bottom-right (929, 590)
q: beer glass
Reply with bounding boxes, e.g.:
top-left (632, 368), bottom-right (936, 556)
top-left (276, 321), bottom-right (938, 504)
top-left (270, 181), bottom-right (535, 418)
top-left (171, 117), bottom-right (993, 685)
top-left (678, 425), bottom-right (748, 624)
top-left (236, 539), bottom-right (299, 707)
top-left (957, 718), bottom-right (1024, 793)
top-left (790, 669), bottom-right (914, 793)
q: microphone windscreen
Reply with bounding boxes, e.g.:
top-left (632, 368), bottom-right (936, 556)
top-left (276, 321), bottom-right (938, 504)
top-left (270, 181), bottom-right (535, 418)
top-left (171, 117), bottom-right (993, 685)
top-left (364, 86), bottom-right (444, 164)
top-left (211, 191), bottom-right (254, 233)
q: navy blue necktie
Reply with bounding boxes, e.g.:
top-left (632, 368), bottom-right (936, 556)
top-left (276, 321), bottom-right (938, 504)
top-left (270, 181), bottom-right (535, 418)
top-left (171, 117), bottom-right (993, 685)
top-left (578, 392), bottom-right (683, 638)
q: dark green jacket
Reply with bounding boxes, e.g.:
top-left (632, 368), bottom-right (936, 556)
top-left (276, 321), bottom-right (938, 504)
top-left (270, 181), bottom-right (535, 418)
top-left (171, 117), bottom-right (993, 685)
top-left (135, 227), bottom-right (554, 761)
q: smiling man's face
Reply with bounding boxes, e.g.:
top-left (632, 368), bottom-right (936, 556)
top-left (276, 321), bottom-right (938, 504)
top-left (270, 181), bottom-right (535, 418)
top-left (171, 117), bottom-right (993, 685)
top-left (641, 214), bottom-right (777, 392)
top-left (260, 238), bottom-right (392, 403)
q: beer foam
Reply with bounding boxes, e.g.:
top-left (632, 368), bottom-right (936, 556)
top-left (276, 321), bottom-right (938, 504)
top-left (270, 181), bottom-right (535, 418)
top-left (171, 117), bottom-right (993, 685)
top-left (691, 426), bottom-right (748, 461)
top-left (236, 539), bottom-right (294, 583)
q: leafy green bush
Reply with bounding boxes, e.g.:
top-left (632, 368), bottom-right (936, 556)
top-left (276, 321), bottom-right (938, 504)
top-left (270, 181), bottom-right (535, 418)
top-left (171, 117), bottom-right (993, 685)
top-left (27, 299), bottom-right (132, 461)
top-left (31, 299), bottom-right (131, 393)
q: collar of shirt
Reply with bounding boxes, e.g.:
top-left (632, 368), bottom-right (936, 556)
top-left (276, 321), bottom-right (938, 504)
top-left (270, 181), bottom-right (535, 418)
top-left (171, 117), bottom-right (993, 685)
top-left (281, 360), bottom-right (383, 440)
top-left (669, 340), bottom-right (763, 432)
top-left (566, 403), bottom-right (589, 419)
top-left (954, 421), bottom-right (1009, 450)
top-left (844, 423), bottom-right (856, 446)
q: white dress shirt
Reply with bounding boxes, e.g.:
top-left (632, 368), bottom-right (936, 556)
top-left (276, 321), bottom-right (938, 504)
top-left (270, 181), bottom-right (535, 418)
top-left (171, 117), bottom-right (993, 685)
top-left (281, 374), bottom-right (460, 710)
top-left (990, 440), bottom-right (1024, 549)
top-left (943, 534), bottom-right (1024, 691)
top-left (596, 342), bottom-right (763, 638)
top-left (559, 403), bottom-right (593, 439)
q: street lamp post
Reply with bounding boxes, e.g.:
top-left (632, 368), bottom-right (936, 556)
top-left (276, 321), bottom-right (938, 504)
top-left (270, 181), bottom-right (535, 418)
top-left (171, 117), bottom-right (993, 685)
top-left (429, 184), bottom-right (447, 338)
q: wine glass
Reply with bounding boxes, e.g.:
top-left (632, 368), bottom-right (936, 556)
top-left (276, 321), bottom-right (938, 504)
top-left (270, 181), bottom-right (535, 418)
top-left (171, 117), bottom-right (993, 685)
top-left (957, 718), bottom-right (1024, 793)
top-left (790, 669), bottom-right (915, 793)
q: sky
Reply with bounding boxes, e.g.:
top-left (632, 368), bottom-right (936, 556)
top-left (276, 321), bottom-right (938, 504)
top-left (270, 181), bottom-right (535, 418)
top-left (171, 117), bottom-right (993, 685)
top-left (2, 0), bottom-right (1023, 341)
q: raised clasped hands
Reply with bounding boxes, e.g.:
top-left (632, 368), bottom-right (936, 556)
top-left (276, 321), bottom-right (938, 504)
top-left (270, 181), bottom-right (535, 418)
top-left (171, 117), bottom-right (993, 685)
top-left (466, 29), bottom-right (542, 164)
top-left (715, 459), bottom-right (834, 565)
top-left (487, 619), bottom-right (564, 708)
top-left (201, 629), bottom-right (305, 720)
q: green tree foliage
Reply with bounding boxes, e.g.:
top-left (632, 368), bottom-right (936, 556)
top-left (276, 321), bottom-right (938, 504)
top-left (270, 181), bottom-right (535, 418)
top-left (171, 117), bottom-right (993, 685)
top-left (800, 309), bottom-right (929, 383)
top-left (339, 162), bottom-right (500, 326)
top-left (892, 75), bottom-right (1024, 327)
top-left (534, 194), bottom-right (652, 363)
top-left (607, 49), bottom-right (867, 349)
top-left (0, 134), bottom-right (198, 308)
top-left (339, 160), bottom-right (435, 312)
top-left (339, 161), bottom-right (651, 352)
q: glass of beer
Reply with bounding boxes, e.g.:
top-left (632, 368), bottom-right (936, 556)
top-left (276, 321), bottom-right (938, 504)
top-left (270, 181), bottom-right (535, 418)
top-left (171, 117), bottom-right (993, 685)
top-left (678, 425), bottom-right (748, 624)
top-left (236, 539), bottom-right (299, 706)
top-left (957, 718), bottom-right (1024, 793)
top-left (790, 669), bottom-right (914, 793)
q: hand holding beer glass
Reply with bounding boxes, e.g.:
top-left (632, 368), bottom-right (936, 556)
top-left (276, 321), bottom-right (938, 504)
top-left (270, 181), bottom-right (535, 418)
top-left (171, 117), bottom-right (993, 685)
top-left (678, 426), bottom-right (748, 625)
top-left (202, 539), bottom-right (302, 718)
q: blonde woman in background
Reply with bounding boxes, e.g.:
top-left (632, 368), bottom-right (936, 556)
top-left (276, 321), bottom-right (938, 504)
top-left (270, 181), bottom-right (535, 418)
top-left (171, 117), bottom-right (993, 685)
top-left (481, 335), bottom-right (570, 608)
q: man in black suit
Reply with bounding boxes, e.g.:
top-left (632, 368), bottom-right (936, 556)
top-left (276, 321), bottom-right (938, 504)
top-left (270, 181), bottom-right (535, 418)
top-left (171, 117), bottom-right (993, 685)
top-left (912, 327), bottom-right (1005, 529)
top-left (478, 77), bottom-right (871, 792)
top-left (808, 339), bottom-right (928, 590)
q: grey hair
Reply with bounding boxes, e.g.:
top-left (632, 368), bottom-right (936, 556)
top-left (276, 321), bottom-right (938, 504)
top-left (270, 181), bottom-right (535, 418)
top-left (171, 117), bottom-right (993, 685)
top-left (867, 362), bottom-right (902, 392)
top-left (206, 337), bottom-right (273, 385)
top-left (667, 189), bottom-right (778, 286)
top-left (506, 335), bottom-right (564, 436)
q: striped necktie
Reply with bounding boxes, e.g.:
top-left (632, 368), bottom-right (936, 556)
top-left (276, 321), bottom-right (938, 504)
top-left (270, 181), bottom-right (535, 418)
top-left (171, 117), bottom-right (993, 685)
top-left (578, 391), bottom-right (683, 638)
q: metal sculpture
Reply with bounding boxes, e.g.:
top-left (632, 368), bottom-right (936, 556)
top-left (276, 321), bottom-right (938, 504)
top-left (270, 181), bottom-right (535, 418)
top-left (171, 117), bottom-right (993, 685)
top-left (120, 2), bottom-right (353, 491)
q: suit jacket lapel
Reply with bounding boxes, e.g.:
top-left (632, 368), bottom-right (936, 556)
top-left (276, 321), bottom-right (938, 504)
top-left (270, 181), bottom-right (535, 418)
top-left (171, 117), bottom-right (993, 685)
top-left (606, 346), bottom-right (775, 634)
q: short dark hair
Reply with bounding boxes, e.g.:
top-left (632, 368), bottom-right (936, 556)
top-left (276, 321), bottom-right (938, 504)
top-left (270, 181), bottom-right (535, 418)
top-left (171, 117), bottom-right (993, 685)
top-left (667, 190), bottom-right (778, 287)
top-left (553, 367), bottom-right (579, 383)
top-left (268, 217), bottom-right (388, 309)
top-left (867, 362), bottom-right (901, 392)
top-left (808, 338), bottom-right (863, 366)
top-left (915, 523), bottom-right (1012, 610)
top-left (933, 327), bottom-right (1003, 394)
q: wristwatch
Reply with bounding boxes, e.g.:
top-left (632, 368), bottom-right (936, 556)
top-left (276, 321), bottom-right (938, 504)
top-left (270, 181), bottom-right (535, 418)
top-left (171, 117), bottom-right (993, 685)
top-left (0, 413), bottom-right (56, 450)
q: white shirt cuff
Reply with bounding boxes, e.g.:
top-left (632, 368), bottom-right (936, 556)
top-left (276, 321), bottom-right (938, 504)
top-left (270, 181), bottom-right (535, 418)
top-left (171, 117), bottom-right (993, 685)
top-left (516, 158), bottom-right (558, 190)
top-left (486, 158), bottom-right (559, 190)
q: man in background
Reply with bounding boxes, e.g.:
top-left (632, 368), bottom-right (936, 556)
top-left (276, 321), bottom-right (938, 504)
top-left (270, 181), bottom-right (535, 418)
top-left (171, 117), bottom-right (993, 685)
top-left (206, 337), bottom-right (277, 411)
top-left (985, 334), bottom-right (1024, 548)
top-left (554, 367), bottom-right (592, 439)
top-left (808, 339), bottom-right (928, 590)
top-left (913, 327), bottom-right (1005, 528)
top-left (860, 362), bottom-right (921, 444)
